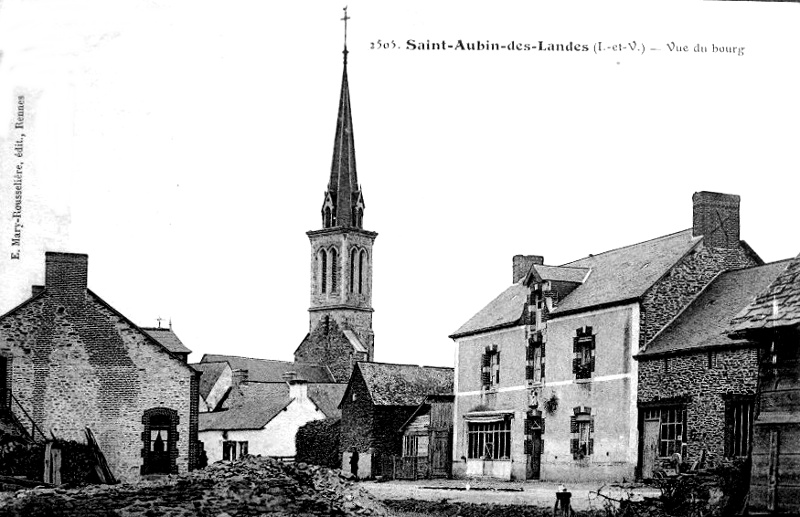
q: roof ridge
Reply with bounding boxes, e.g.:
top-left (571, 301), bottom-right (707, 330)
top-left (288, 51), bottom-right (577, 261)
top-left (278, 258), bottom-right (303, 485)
top-left (358, 360), bottom-right (453, 370)
top-left (205, 354), bottom-right (324, 367)
top-left (560, 228), bottom-right (694, 266)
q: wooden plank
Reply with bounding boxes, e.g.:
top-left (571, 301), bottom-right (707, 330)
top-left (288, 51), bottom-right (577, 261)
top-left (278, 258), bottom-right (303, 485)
top-left (767, 429), bottom-right (779, 512)
top-left (754, 453), bottom-right (800, 486)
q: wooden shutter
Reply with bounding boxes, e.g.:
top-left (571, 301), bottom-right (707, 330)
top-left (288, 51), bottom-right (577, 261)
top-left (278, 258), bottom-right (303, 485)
top-left (481, 372), bottom-right (490, 386)
top-left (526, 365), bottom-right (534, 380)
top-left (541, 341), bottom-right (545, 358)
top-left (481, 353), bottom-right (490, 367)
top-left (570, 416), bottom-right (578, 433)
top-left (524, 439), bottom-right (532, 455)
top-left (588, 439), bottom-right (594, 455)
top-left (541, 419), bottom-right (546, 434)
top-left (570, 438), bottom-right (579, 454)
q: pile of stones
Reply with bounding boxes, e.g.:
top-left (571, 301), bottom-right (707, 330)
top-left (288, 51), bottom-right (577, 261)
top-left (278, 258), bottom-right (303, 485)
top-left (0, 456), bottom-right (388, 517)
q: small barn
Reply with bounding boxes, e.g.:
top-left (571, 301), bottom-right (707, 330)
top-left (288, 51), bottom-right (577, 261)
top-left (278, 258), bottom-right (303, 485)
top-left (729, 253), bottom-right (800, 515)
top-left (339, 362), bottom-right (453, 479)
top-left (396, 394), bottom-right (454, 479)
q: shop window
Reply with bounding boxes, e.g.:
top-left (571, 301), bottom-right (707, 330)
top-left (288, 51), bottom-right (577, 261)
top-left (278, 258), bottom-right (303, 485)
top-left (467, 419), bottom-right (511, 460)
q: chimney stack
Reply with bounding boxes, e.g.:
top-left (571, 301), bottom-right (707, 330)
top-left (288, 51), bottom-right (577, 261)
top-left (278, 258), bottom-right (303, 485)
top-left (513, 255), bottom-right (544, 284)
top-left (692, 192), bottom-right (740, 249)
top-left (288, 378), bottom-right (308, 401)
top-left (44, 252), bottom-right (88, 303)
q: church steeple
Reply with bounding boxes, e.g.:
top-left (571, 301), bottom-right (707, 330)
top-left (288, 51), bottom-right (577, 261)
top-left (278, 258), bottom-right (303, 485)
top-left (298, 10), bottom-right (377, 381)
top-left (322, 8), bottom-right (364, 230)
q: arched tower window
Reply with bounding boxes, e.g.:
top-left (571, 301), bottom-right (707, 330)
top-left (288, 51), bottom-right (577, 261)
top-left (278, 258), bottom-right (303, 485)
top-left (350, 248), bottom-right (357, 294)
top-left (359, 250), bottom-right (367, 294)
top-left (320, 249), bottom-right (328, 294)
top-left (330, 248), bottom-right (339, 292)
top-left (352, 207), bottom-right (363, 229)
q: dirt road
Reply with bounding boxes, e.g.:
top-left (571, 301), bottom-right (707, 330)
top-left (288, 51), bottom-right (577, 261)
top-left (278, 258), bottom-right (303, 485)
top-left (362, 479), bottom-right (662, 512)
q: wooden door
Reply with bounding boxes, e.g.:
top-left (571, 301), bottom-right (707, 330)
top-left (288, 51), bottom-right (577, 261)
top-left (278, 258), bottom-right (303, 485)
top-left (528, 431), bottom-right (542, 480)
top-left (430, 430), bottom-right (451, 478)
top-left (642, 418), bottom-right (660, 479)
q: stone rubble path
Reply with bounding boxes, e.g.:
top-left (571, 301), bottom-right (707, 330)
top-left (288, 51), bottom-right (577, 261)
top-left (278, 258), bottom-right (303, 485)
top-left (0, 456), bottom-right (389, 517)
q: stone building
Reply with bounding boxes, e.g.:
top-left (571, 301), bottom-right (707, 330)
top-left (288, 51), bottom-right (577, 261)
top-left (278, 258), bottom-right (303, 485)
top-left (339, 362), bottom-right (453, 478)
top-left (450, 192), bottom-right (761, 482)
top-left (729, 254), bottom-right (800, 515)
top-left (635, 259), bottom-right (790, 477)
top-left (0, 252), bottom-right (201, 481)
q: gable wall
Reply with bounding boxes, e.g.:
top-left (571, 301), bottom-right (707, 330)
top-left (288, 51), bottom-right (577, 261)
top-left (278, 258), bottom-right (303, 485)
top-left (339, 368), bottom-right (374, 458)
top-left (641, 243), bottom-right (758, 346)
top-left (0, 294), bottom-right (197, 482)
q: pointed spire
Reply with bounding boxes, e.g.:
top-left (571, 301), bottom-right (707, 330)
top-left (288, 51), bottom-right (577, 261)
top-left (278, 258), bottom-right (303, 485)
top-left (323, 7), bottom-right (363, 230)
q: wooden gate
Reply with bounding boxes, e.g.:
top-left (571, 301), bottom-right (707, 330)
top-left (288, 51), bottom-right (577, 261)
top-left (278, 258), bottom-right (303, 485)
top-left (430, 430), bottom-right (451, 478)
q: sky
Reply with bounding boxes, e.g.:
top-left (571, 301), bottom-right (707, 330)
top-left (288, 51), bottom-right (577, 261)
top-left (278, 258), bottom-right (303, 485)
top-left (0, 1), bottom-right (798, 369)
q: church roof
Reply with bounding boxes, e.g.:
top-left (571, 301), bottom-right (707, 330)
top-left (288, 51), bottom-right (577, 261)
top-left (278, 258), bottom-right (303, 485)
top-left (552, 229), bottom-right (703, 315)
top-left (325, 51), bottom-right (361, 228)
top-left (730, 253), bottom-right (800, 333)
top-left (200, 354), bottom-right (334, 383)
top-left (190, 361), bottom-right (230, 399)
top-left (141, 327), bottom-right (192, 355)
top-left (638, 260), bottom-right (792, 358)
top-left (354, 362), bottom-right (453, 406)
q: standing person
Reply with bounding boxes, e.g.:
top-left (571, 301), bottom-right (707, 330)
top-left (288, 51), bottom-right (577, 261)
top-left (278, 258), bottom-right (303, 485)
top-left (349, 447), bottom-right (359, 479)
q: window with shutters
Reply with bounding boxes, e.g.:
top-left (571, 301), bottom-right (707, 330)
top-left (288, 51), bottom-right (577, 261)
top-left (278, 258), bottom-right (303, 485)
top-left (526, 333), bottom-right (545, 384)
top-left (573, 327), bottom-right (595, 380)
top-left (480, 345), bottom-right (501, 390)
top-left (569, 408), bottom-right (594, 460)
top-left (725, 398), bottom-right (754, 458)
top-left (467, 420), bottom-right (511, 460)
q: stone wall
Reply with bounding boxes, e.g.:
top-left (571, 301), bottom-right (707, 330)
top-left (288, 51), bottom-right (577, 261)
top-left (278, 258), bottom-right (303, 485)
top-left (0, 290), bottom-right (197, 482)
top-left (641, 244), bottom-right (758, 346)
top-left (339, 368), bottom-right (374, 458)
top-left (296, 316), bottom-right (364, 382)
top-left (638, 347), bottom-right (758, 462)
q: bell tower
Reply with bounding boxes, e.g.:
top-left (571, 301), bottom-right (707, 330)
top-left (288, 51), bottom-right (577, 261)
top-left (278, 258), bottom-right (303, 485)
top-left (295, 11), bottom-right (376, 380)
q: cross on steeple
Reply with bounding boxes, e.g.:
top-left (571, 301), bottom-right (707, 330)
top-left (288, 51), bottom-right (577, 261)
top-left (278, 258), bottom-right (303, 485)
top-left (341, 6), bottom-right (350, 63)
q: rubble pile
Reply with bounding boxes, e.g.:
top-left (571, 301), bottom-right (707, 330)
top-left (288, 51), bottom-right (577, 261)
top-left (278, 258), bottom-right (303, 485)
top-left (0, 456), bottom-right (388, 517)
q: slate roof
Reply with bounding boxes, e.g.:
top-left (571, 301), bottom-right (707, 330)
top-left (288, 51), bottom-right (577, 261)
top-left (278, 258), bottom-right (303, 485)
top-left (308, 383), bottom-right (348, 419)
top-left (552, 229), bottom-right (703, 315)
top-left (450, 283), bottom-right (529, 338)
top-left (530, 264), bottom-right (589, 284)
top-left (638, 260), bottom-right (792, 357)
top-left (451, 229), bottom-right (709, 337)
top-left (142, 327), bottom-right (192, 355)
top-left (191, 361), bottom-right (229, 399)
top-left (200, 354), bottom-right (334, 383)
top-left (730, 253), bottom-right (800, 333)
top-left (356, 362), bottom-right (453, 406)
top-left (199, 383), bottom-right (290, 431)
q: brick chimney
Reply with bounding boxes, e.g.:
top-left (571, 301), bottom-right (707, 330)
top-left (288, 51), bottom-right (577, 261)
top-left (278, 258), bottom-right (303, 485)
top-left (692, 192), bottom-right (740, 248)
top-left (44, 252), bottom-right (88, 302)
top-left (513, 255), bottom-right (544, 284)
top-left (288, 378), bottom-right (308, 401)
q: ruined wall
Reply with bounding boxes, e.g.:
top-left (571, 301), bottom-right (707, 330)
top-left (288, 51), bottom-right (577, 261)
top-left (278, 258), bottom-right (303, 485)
top-left (0, 293), bottom-right (196, 482)
top-left (638, 347), bottom-right (758, 462)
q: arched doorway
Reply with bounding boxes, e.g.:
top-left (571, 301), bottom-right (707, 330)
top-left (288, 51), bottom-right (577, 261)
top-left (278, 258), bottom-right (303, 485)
top-left (141, 408), bottom-right (178, 475)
